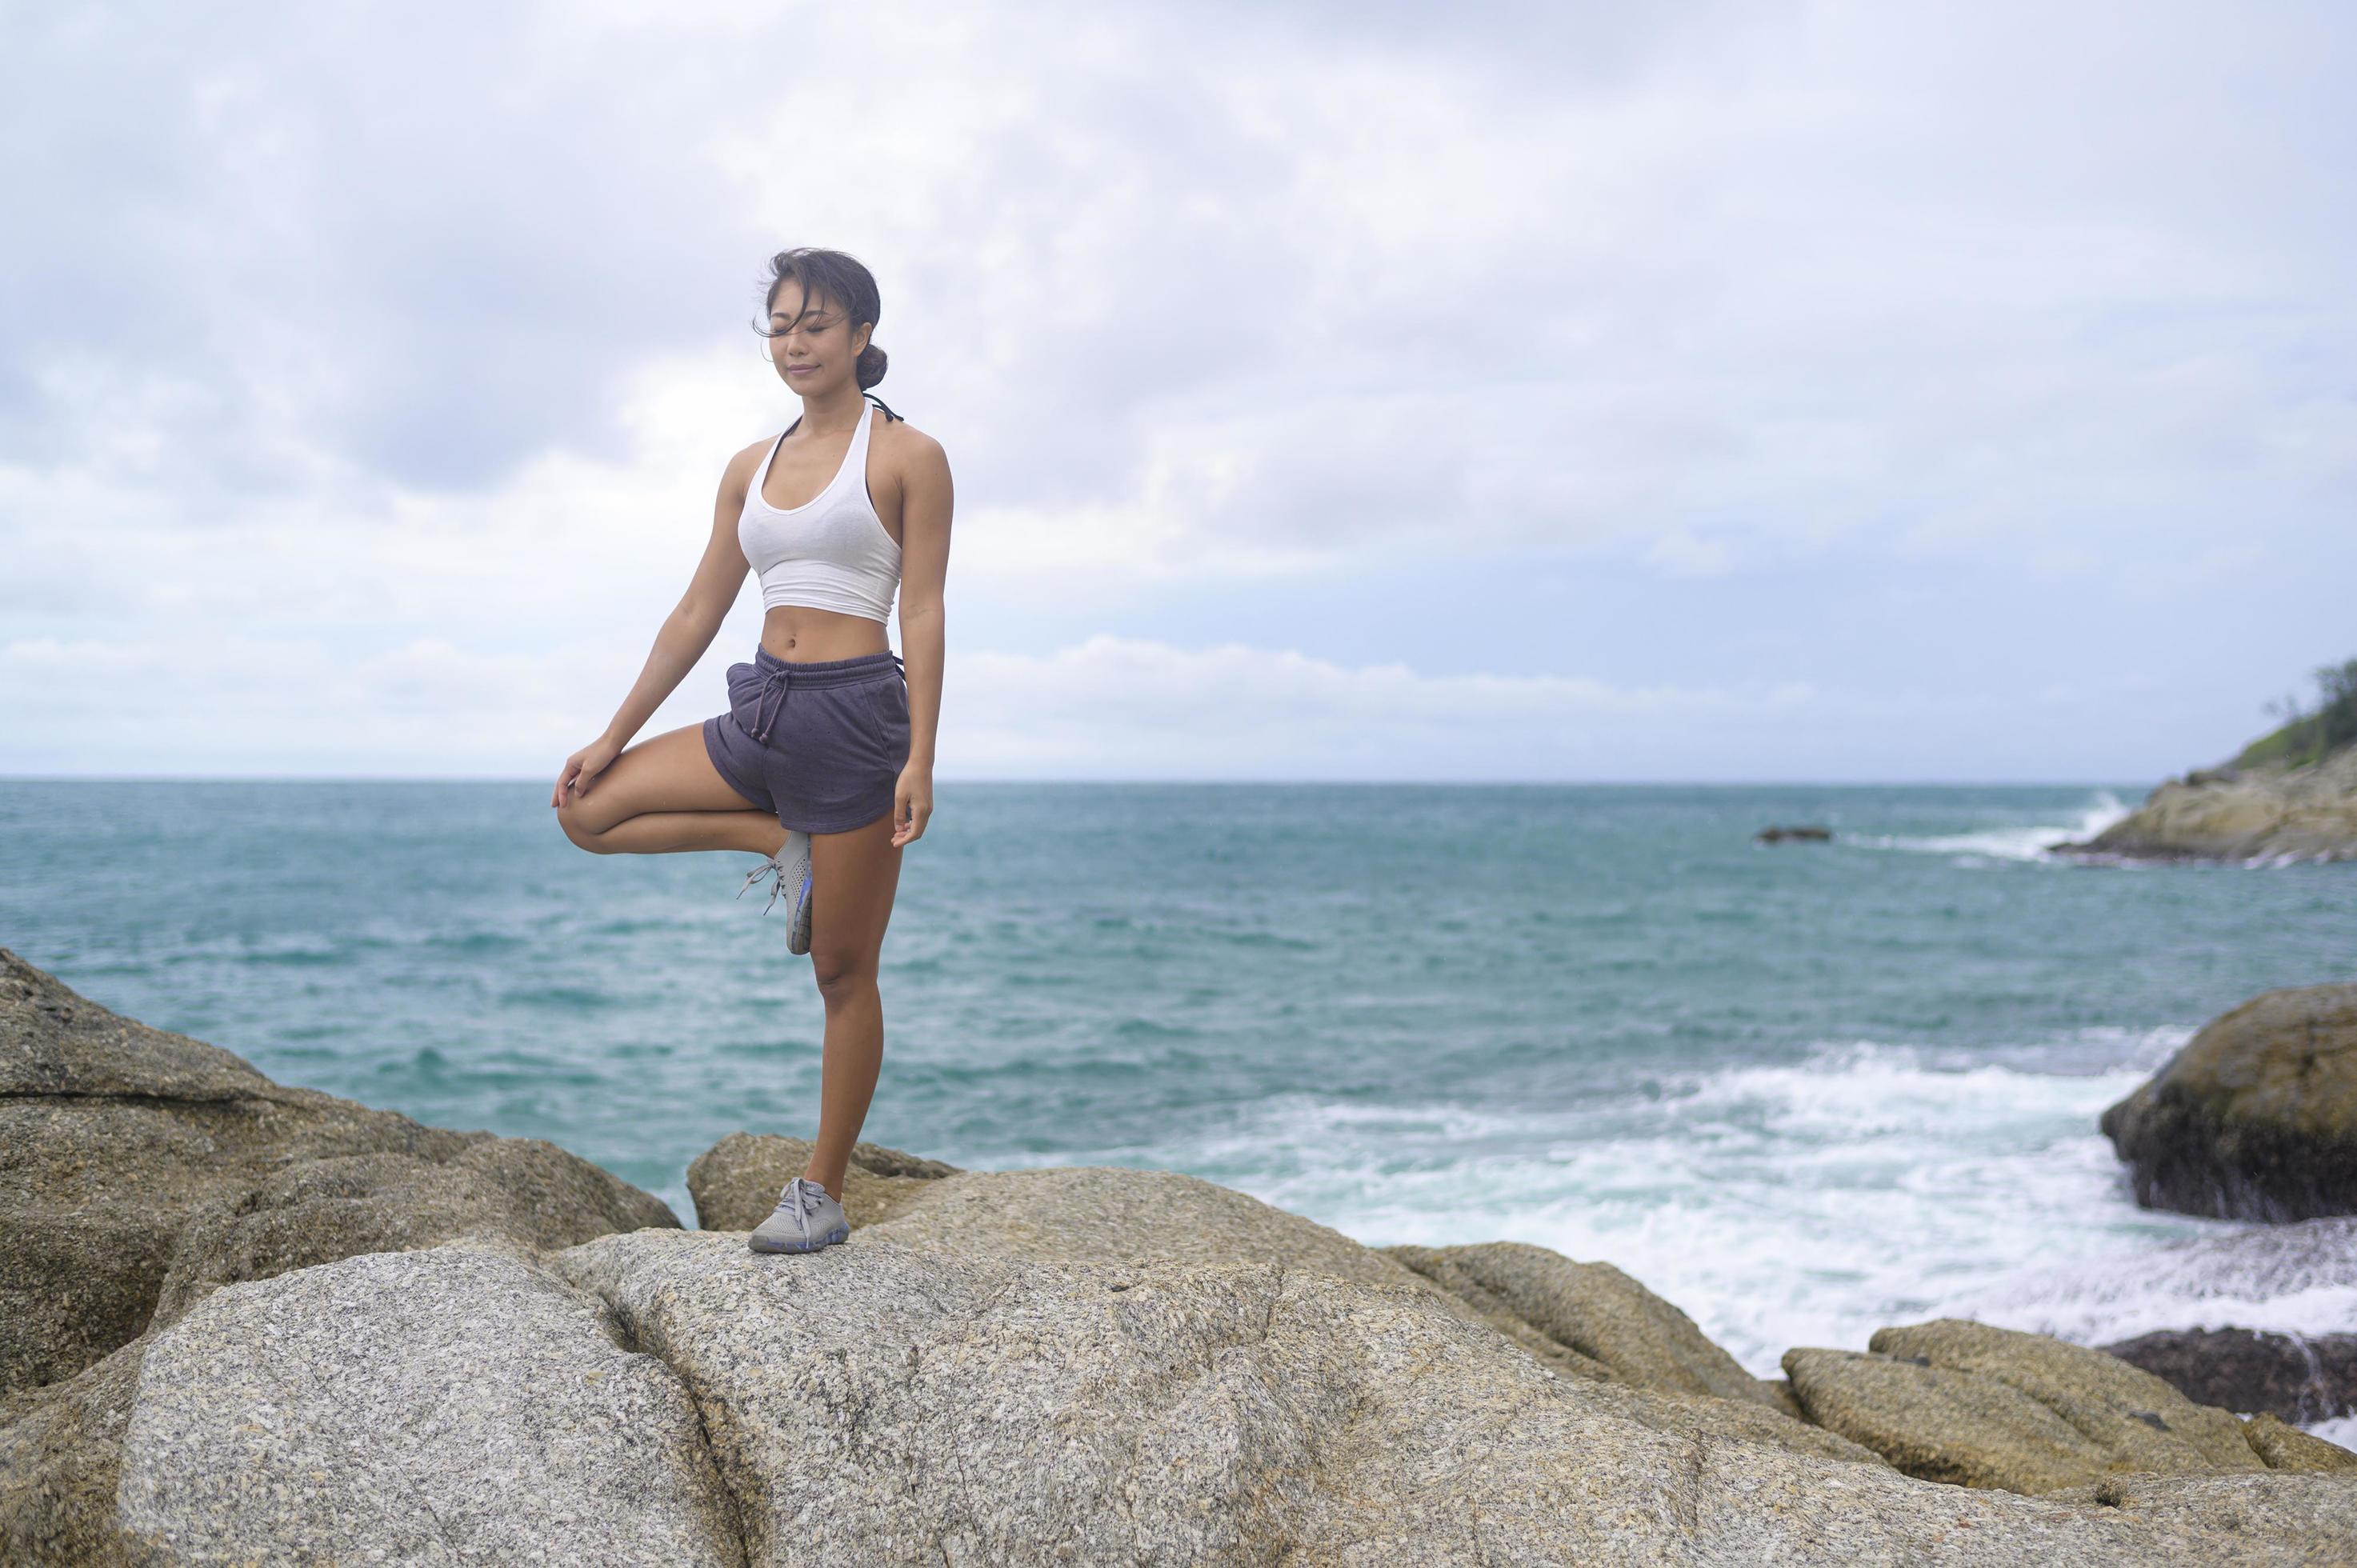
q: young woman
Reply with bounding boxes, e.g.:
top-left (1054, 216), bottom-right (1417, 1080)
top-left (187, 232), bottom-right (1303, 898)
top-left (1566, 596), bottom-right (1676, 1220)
top-left (550, 248), bottom-right (951, 1254)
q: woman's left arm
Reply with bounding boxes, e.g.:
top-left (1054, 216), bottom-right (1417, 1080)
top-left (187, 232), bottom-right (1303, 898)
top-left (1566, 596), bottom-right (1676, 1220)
top-left (890, 431), bottom-right (953, 846)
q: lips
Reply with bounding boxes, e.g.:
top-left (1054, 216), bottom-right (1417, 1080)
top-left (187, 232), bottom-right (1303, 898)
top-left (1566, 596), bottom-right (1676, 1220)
top-left (786, 364), bottom-right (817, 375)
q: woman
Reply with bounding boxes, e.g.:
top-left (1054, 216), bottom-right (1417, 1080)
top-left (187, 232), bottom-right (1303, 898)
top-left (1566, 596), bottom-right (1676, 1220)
top-left (550, 247), bottom-right (951, 1255)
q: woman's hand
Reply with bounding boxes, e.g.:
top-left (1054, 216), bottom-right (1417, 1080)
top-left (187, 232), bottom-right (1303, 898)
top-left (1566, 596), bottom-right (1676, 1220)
top-left (552, 734), bottom-right (623, 808)
top-left (890, 762), bottom-right (934, 846)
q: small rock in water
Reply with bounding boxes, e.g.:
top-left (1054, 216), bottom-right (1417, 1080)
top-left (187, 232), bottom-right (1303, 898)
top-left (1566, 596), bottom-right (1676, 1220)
top-left (1755, 824), bottom-right (1833, 844)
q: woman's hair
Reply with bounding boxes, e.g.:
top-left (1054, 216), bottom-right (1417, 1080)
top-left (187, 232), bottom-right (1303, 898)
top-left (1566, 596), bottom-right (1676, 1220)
top-left (755, 248), bottom-right (888, 390)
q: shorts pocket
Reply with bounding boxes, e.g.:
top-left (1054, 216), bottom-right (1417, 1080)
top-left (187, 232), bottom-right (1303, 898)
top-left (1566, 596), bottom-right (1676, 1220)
top-left (722, 662), bottom-right (756, 714)
top-left (865, 676), bottom-right (909, 757)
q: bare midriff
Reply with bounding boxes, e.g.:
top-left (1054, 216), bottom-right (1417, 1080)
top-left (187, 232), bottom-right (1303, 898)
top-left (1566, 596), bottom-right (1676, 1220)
top-left (758, 604), bottom-right (891, 665)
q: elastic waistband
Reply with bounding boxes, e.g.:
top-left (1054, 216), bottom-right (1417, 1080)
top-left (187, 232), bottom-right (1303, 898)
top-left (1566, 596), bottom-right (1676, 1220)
top-left (746, 643), bottom-right (902, 688)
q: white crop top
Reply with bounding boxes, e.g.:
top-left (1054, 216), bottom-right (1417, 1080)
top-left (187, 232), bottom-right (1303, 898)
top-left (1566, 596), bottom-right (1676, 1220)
top-left (738, 399), bottom-right (902, 623)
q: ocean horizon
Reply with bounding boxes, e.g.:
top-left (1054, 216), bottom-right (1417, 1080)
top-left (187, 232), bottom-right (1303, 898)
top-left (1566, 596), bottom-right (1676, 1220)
top-left (6, 777), bottom-right (2351, 1441)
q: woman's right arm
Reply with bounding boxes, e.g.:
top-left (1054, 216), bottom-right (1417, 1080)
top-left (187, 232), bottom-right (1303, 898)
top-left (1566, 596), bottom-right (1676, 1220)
top-left (552, 446), bottom-right (759, 804)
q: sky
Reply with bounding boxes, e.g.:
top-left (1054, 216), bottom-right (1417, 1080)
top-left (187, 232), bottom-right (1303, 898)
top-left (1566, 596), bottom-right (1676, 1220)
top-left (3, 0), bottom-right (2352, 783)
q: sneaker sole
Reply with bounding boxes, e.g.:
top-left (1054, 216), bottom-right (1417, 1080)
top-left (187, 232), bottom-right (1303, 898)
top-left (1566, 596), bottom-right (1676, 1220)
top-left (747, 1222), bottom-right (849, 1254)
top-left (786, 870), bottom-right (814, 955)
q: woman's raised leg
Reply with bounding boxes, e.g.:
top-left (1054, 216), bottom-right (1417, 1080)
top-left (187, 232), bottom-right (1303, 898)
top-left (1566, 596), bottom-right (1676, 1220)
top-left (554, 723), bottom-right (785, 858)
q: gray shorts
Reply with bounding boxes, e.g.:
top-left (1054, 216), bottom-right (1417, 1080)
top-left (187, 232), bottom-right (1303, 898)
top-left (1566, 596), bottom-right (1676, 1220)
top-left (702, 645), bottom-right (910, 833)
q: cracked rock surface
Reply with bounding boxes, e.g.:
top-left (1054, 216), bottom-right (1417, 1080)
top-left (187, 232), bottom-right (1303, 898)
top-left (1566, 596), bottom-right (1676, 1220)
top-left (548, 1228), bottom-right (2290, 1567)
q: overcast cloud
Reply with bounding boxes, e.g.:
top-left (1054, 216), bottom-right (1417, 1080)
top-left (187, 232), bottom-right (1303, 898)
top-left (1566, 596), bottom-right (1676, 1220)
top-left (4, 0), bottom-right (2352, 782)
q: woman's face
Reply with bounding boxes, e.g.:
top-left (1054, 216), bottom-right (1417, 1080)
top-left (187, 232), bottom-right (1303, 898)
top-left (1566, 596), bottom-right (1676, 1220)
top-left (767, 280), bottom-right (870, 396)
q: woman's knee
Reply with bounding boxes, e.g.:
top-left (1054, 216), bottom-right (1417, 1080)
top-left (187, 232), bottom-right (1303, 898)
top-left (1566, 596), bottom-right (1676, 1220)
top-left (554, 797), bottom-right (612, 852)
top-left (811, 949), bottom-right (878, 1000)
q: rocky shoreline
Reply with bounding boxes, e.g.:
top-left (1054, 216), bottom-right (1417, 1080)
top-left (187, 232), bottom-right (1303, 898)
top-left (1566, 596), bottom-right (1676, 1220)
top-left (6, 947), bottom-right (2355, 1565)
top-left (2051, 746), bottom-right (2357, 863)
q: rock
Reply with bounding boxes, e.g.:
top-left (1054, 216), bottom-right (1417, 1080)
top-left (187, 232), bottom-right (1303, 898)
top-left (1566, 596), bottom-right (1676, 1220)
top-left (0, 947), bottom-right (679, 1408)
top-left (2051, 746), bottom-right (2357, 862)
top-left (1784, 1346), bottom-right (2127, 1494)
top-left (736, 1161), bottom-right (1871, 1469)
top-left (1756, 824), bottom-right (1834, 843)
top-left (2239, 1413), bottom-right (2357, 1474)
top-left (544, 1230), bottom-right (2310, 1566)
top-left (151, 1138), bottom-right (682, 1328)
top-left (114, 1242), bottom-right (741, 1566)
top-left (686, 1130), bottom-right (958, 1231)
top-left (1784, 1318), bottom-right (2270, 1494)
top-left (1385, 1241), bottom-right (1778, 1406)
top-left (846, 1163), bottom-right (1425, 1286)
top-left (1873, 1320), bottom-right (2265, 1473)
top-left (2101, 1328), bottom-right (2357, 1426)
top-left (2099, 983), bottom-right (2357, 1221)
top-left (0, 1336), bottom-right (146, 1567)
top-left (2037, 1471), bottom-right (2357, 1559)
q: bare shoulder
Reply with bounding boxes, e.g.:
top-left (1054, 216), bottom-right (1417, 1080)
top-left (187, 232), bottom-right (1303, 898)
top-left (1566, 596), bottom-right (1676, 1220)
top-left (714, 432), bottom-right (775, 502)
top-left (875, 414), bottom-right (948, 468)
top-left (726, 432), bottom-right (778, 476)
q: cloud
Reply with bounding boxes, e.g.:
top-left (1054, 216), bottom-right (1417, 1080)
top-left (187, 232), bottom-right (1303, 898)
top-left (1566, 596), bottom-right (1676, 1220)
top-left (3, 1), bottom-right (2355, 778)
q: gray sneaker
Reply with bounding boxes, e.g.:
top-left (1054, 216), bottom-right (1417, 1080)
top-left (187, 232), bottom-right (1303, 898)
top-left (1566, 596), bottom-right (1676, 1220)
top-left (738, 830), bottom-right (814, 954)
top-left (748, 1176), bottom-right (849, 1254)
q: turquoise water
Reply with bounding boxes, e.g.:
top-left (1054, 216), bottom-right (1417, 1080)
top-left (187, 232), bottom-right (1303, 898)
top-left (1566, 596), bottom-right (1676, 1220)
top-left (6, 779), bottom-right (2353, 1388)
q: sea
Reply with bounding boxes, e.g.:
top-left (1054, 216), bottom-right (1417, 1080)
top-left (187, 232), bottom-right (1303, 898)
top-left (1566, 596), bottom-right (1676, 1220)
top-left (5, 779), bottom-right (2353, 1438)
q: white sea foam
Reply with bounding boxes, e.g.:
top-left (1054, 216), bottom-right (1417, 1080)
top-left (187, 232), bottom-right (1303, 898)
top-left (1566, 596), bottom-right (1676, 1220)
top-left (1102, 1025), bottom-right (2349, 1436)
top-left (1851, 791), bottom-right (2132, 863)
top-left (2310, 1414), bottom-right (2357, 1449)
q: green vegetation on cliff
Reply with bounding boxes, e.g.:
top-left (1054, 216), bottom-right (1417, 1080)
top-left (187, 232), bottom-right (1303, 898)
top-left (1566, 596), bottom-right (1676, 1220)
top-left (2234, 656), bottom-right (2357, 770)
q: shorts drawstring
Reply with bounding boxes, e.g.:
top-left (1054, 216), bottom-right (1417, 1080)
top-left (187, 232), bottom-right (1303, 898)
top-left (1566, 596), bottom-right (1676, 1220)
top-left (749, 665), bottom-right (794, 743)
top-left (748, 651), bottom-right (904, 743)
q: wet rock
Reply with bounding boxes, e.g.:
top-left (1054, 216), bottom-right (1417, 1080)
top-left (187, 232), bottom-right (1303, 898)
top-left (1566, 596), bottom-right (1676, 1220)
top-left (2101, 1327), bottom-right (2357, 1426)
top-left (2100, 983), bottom-right (2357, 1221)
top-left (1755, 824), bottom-right (1833, 843)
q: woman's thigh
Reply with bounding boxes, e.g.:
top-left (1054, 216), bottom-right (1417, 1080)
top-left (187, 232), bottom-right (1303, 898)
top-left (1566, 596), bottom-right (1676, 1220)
top-left (808, 810), bottom-right (905, 986)
top-left (558, 722), bottom-right (764, 838)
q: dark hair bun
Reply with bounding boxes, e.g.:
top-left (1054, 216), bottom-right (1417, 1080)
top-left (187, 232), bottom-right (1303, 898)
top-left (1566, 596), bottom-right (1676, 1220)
top-left (856, 342), bottom-right (888, 390)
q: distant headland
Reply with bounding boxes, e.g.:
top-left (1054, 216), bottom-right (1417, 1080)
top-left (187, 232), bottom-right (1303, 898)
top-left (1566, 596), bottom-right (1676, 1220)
top-left (2055, 658), bottom-right (2357, 864)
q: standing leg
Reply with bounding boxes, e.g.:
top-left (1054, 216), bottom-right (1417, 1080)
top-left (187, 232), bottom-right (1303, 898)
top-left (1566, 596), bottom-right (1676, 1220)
top-left (802, 810), bottom-right (906, 1199)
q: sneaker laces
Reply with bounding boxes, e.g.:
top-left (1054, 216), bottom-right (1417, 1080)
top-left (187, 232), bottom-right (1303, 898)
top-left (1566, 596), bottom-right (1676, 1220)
top-left (737, 851), bottom-right (788, 914)
top-left (779, 1178), bottom-right (830, 1234)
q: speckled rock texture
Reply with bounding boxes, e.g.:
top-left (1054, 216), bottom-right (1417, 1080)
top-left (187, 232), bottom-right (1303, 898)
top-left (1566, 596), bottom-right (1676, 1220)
top-left (1783, 1318), bottom-right (2322, 1496)
top-left (0, 1334), bottom-right (145, 1567)
top-left (2052, 746), bottom-right (2357, 862)
top-left (2037, 1472), bottom-right (2357, 1564)
top-left (114, 1242), bottom-right (741, 1566)
top-left (0, 947), bottom-right (680, 1411)
top-left (833, 1164), bottom-right (1879, 1467)
top-left (2240, 1414), bottom-right (2357, 1475)
top-left (545, 1228), bottom-right (2315, 1567)
top-left (1386, 1240), bottom-right (1783, 1406)
top-left (2101, 984), bottom-right (2357, 1221)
